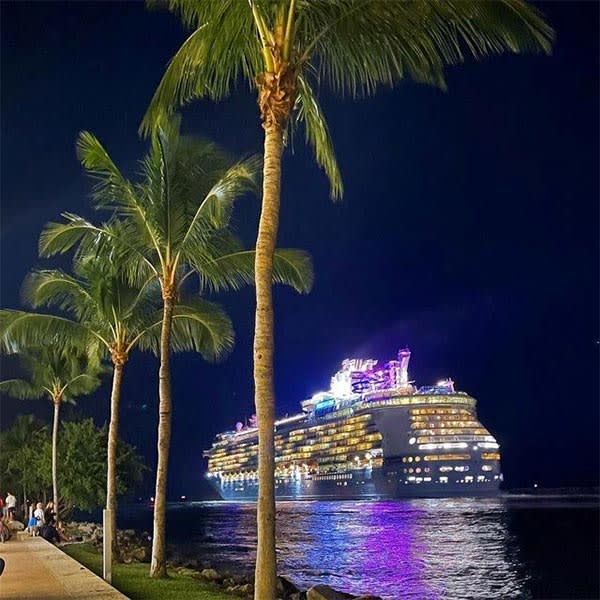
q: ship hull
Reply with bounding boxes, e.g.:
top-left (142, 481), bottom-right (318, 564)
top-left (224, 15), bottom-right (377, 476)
top-left (208, 468), bottom-right (500, 501)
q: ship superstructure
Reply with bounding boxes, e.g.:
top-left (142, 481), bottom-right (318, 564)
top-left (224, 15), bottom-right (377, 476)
top-left (204, 349), bottom-right (502, 499)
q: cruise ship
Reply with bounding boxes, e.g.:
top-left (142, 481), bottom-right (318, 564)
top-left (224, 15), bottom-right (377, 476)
top-left (204, 349), bottom-right (502, 499)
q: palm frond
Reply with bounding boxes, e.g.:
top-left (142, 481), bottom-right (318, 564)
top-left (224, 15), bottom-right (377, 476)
top-left (196, 248), bottom-right (314, 294)
top-left (76, 131), bottom-right (139, 213)
top-left (0, 379), bottom-right (45, 400)
top-left (176, 154), bottom-right (261, 262)
top-left (22, 270), bottom-right (93, 316)
top-left (62, 371), bottom-right (106, 400)
top-left (0, 310), bottom-right (93, 354)
top-left (39, 213), bottom-right (103, 258)
top-left (137, 297), bottom-right (234, 361)
top-left (140, 0), bottom-right (261, 136)
top-left (39, 214), bottom-right (159, 287)
top-left (299, 1), bottom-right (553, 98)
top-left (295, 75), bottom-right (343, 200)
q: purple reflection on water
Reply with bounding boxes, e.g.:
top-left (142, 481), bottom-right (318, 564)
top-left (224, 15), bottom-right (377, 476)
top-left (359, 501), bottom-right (434, 599)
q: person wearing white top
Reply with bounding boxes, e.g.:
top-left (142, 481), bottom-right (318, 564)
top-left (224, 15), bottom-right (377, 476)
top-left (5, 492), bottom-right (16, 521)
top-left (32, 503), bottom-right (45, 536)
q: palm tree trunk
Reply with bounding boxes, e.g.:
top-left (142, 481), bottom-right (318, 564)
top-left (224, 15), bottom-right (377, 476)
top-left (253, 123), bottom-right (284, 599)
top-left (51, 397), bottom-right (60, 522)
top-left (106, 361), bottom-right (124, 559)
top-left (150, 294), bottom-right (174, 578)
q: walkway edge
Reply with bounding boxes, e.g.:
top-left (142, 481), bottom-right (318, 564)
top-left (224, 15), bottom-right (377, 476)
top-left (0, 533), bottom-right (129, 599)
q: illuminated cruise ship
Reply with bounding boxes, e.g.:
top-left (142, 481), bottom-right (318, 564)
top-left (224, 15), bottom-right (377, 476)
top-left (204, 349), bottom-right (502, 499)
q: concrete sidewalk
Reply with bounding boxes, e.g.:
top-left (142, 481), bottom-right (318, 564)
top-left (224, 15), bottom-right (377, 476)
top-left (0, 533), bottom-right (128, 599)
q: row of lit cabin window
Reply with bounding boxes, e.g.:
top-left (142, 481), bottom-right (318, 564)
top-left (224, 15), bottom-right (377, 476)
top-left (413, 428), bottom-right (488, 438)
top-left (410, 420), bottom-right (481, 430)
top-left (404, 464), bottom-right (495, 474)
top-left (212, 440), bottom-right (380, 468)
top-left (402, 452), bottom-right (500, 463)
top-left (288, 414), bottom-right (372, 440)
top-left (411, 415), bottom-right (476, 423)
top-left (354, 396), bottom-right (476, 411)
top-left (211, 457), bottom-right (385, 480)
top-left (411, 407), bottom-right (473, 416)
top-left (416, 433), bottom-right (492, 444)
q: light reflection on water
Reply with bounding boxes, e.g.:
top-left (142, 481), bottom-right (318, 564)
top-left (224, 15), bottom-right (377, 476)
top-left (120, 495), bottom-right (599, 600)
top-left (273, 499), bottom-right (528, 600)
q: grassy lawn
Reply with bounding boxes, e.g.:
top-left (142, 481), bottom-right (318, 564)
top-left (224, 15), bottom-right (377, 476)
top-left (62, 543), bottom-right (238, 600)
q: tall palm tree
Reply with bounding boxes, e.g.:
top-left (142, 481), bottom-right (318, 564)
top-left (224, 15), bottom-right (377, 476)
top-left (140, 1), bottom-right (553, 595)
top-left (38, 118), bottom-right (313, 577)
top-left (0, 345), bottom-right (104, 522)
top-left (1, 256), bottom-right (231, 565)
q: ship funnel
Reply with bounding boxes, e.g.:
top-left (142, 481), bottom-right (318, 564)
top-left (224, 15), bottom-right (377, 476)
top-left (397, 348), bottom-right (411, 386)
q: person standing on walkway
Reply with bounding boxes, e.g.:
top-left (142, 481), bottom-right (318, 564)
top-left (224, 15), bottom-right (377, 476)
top-left (4, 493), bottom-right (16, 522)
top-left (44, 501), bottom-right (55, 525)
top-left (33, 502), bottom-right (45, 535)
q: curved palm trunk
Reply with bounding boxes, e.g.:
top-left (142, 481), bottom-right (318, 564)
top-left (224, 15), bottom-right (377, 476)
top-left (253, 123), bottom-right (284, 599)
top-left (106, 361), bottom-right (124, 559)
top-left (51, 397), bottom-right (60, 522)
top-left (150, 295), bottom-right (174, 578)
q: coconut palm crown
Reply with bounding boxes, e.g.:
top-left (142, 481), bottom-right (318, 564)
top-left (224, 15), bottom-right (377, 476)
top-left (40, 117), bottom-right (312, 298)
top-left (141, 0), bottom-right (554, 198)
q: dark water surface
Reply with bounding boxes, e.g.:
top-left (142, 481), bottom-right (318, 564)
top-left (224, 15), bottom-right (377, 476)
top-left (119, 495), bottom-right (599, 600)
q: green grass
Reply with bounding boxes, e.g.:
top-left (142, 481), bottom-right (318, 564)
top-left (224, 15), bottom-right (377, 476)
top-left (62, 543), bottom-right (237, 600)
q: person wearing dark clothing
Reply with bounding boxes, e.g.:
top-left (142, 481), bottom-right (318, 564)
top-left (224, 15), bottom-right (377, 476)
top-left (39, 523), bottom-right (60, 544)
top-left (44, 502), bottom-right (56, 525)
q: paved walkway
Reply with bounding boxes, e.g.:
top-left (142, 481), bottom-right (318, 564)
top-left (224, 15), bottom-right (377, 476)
top-left (0, 533), bottom-right (127, 599)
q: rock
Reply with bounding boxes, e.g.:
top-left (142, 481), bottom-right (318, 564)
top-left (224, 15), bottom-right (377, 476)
top-left (131, 546), bottom-right (149, 562)
top-left (177, 567), bottom-right (201, 578)
top-left (7, 520), bottom-right (24, 531)
top-left (355, 596), bottom-right (382, 600)
top-left (307, 584), bottom-right (355, 600)
top-left (200, 567), bottom-right (221, 581)
top-left (290, 593), bottom-right (307, 600)
top-left (278, 575), bottom-right (301, 597)
top-left (237, 583), bottom-right (253, 595)
top-left (121, 529), bottom-right (135, 537)
top-left (184, 559), bottom-right (200, 569)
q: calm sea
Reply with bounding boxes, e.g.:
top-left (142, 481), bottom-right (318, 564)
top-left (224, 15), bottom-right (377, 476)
top-left (119, 494), bottom-right (599, 600)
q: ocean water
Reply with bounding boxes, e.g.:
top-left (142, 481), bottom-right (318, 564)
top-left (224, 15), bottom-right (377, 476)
top-left (119, 494), bottom-right (599, 600)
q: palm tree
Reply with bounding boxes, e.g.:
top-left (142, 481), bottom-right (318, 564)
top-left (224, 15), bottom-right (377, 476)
top-left (140, 1), bottom-right (553, 595)
top-left (0, 345), bottom-right (104, 522)
top-left (0, 256), bottom-right (229, 566)
top-left (38, 118), bottom-right (313, 577)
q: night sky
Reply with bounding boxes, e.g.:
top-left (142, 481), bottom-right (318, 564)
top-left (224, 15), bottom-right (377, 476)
top-left (1, 1), bottom-right (598, 498)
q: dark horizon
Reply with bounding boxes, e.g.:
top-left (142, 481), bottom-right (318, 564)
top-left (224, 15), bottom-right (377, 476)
top-left (1, 1), bottom-right (598, 498)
